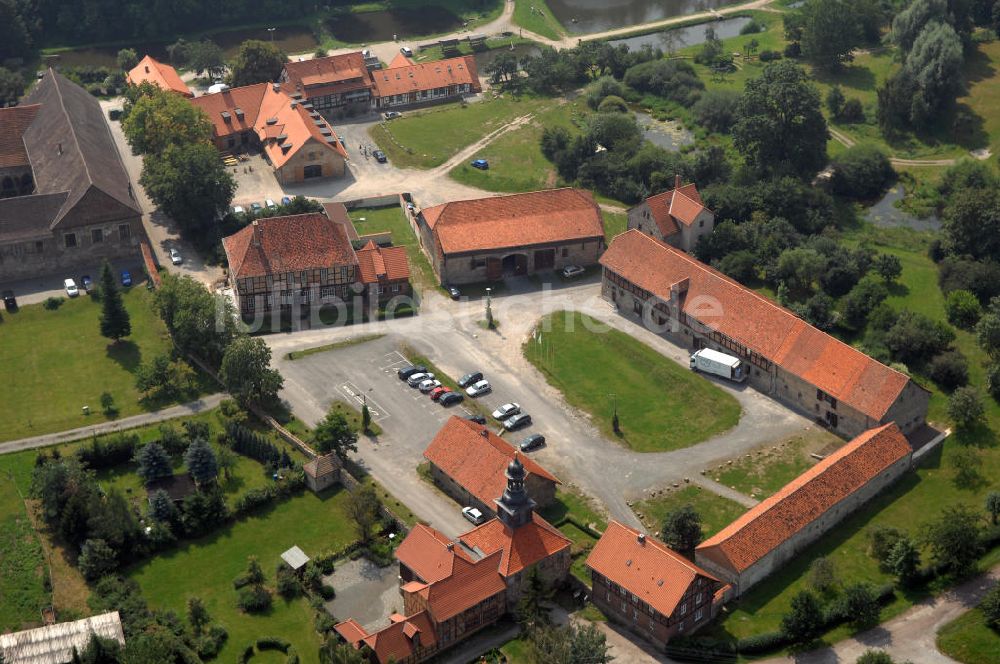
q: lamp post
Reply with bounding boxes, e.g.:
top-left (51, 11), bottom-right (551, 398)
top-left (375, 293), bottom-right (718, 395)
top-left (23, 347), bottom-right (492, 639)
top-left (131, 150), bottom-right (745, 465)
top-left (267, 27), bottom-right (276, 42)
top-left (485, 287), bottom-right (494, 329)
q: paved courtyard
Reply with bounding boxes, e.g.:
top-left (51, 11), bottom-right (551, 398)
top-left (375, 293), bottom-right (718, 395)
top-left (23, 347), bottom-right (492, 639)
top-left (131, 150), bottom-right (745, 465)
top-left (325, 557), bottom-right (403, 630)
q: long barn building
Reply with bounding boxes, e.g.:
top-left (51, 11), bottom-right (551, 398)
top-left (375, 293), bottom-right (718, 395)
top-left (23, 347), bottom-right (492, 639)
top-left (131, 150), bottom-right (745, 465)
top-left (599, 230), bottom-right (930, 439)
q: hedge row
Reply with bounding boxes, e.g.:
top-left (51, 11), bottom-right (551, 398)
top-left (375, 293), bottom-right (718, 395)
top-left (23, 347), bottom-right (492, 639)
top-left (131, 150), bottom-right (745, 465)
top-left (75, 433), bottom-right (139, 470)
top-left (226, 422), bottom-right (283, 465)
top-left (232, 471), bottom-right (305, 517)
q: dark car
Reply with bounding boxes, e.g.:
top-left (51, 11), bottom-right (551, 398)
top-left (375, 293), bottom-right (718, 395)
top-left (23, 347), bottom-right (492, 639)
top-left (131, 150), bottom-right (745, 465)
top-left (470, 159), bottom-right (489, 170)
top-left (80, 275), bottom-right (93, 292)
top-left (503, 413), bottom-right (532, 431)
top-left (120, 270), bottom-right (132, 287)
top-left (465, 414), bottom-right (487, 424)
top-left (374, 150), bottom-right (387, 163)
top-left (458, 371), bottom-right (484, 388)
top-left (520, 433), bottom-right (545, 452)
top-left (439, 392), bottom-right (465, 406)
top-left (2, 290), bottom-right (17, 311)
top-left (397, 364), bottom-right (427, 381)
top-left (281, 196), bottom-right (293, 206)
top-left (448, 286), bottom-right (461, 300)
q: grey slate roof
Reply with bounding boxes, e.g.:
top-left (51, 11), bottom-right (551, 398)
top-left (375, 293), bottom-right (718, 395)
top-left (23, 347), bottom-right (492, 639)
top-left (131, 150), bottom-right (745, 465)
top-left (0, 69), bottom-right (140, 244)
top-left (0, 611), bottom-right (125, 664)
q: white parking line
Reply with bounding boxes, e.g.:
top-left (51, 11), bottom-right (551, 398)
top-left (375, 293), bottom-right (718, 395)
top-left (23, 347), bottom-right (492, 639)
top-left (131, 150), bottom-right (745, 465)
top-left (339, 381), bottom-right (390, 421)
top-left (378, 351), bottom-right (409, 371)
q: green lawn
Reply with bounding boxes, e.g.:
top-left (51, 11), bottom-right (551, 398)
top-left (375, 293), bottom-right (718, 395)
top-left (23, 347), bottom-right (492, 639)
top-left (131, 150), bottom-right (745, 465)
top-left (713, 429), bottom-right (842, 499)
top-left (0, 287), bottom-right (212, 442)
top-left (603, 211), bottom-right (628, 244)
top-left (369, 95), bottom-right (549, 169)
top-left (524, 311), bottom-right (742, 452)
top-left (634, 485), bottom-right (746, 539)
top-left (937, 608), bottom-right (1000, 664)
top-left (539, 486), bottom-right (608, 532)
top-left (349, 205), bottom-right (437, 290)
top-left (449, 98), bottom-right (586, 193)
top-left (513, 0), bottom-right (563, 40)
top-left (0, 470), bottom-right (47, 632)
top-left (128, 488), bottom-right (358, 664)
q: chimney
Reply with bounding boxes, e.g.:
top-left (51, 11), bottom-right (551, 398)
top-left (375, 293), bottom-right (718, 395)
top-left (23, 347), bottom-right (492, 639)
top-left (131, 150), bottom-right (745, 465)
top-left (480, 429), bottom-right (489, 438)
top-left (251, 220), bottom-right (261, 247)
top-left (637, 533), bottom-right (646, 545)
top-left (446, 542), bottom-right (454, 551)
top-left (674, 174), bottom-right (682, 190)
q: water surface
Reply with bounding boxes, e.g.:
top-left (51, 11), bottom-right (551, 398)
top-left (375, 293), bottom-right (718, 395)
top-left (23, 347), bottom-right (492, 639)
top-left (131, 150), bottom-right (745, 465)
top-left (606, 16), bottom-right (752, 52)
top-left (549, 0), bottom-right (736, 34)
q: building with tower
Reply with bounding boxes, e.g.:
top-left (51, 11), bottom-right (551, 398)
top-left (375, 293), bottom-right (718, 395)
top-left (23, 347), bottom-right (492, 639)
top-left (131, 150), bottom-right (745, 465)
top-left (334, 454), bottom-right (570, 664)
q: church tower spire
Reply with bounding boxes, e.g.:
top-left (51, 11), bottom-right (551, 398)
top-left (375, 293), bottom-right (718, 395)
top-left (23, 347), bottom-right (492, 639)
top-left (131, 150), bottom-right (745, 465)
top-left (495, 452), bottom-right (536, 529)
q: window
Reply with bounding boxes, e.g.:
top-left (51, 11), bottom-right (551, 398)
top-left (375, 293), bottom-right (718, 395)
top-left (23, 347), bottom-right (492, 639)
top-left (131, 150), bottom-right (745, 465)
top-left (817, 388), bottom-right (825, 401)
top-left (606, 591), bottom-right (611, 601)
top-left (91, 228), bottom-right (103, 244)
top-left (829, 397), bottom-right (837, 410)
top-left (696, 593), bottom-right (703, 604)
top-left (695, 608), bottom-right (704, 622)
top-left (64, 233), bottom-right (77, 248)
top-left (118, 224), bottom-right (131, 241)
top-left (699, 220), bottom-right (704, 227)
top-left (562, 247), bottom-right (568, 258)
top-left (678, 620), bottom-right (685, 632)
top-left (679, 604), bottom-right (687, 616)
top-left (35, 240), bottom-right (43, 253)
top-left (392, 284), bottom-right (401, 293)
top-left (633, 608), bottom-right (638, 621)
top-left (633, 300), bottom-right (642, 315)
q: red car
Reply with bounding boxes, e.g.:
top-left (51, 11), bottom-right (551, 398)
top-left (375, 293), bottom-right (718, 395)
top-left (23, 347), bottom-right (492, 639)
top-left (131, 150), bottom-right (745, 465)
top-left (430, 386), bottom-right (452, 401)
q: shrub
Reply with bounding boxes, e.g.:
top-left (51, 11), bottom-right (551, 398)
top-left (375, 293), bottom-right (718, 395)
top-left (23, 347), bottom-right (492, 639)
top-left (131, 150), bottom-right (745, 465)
top-left (226, 422), bottom-right (282, 465)
top-left (948, 386), bottom-right (985, 430)
top-left (256, 637), bottom-right (291, 652)
top-left (981, 584), bottom-right (1000, 629)
top-left (736, 631), bottom-right (787, 653)
top-left (597, 95), bottom-right (628, 113)
top-left (240, 645), bottom-right (255, 664)
top-left (830, 145), bottom-right (895, 200)
top-left (740, 18), bottom-right (765, 34)
top-left (44, 296), bottom-right (64, 310)
top-left (195, 625), bottom-right (228, 659)
top-left (78, 539), bottom-right (118, 581)
top-left (623, 59), bottom-right (704, 107)
top-left (808, 557), bottom-right (837, 593)
top-left (233, 487), bottom-right (277, 515)
top-left (276, 566), bottom-right (300, 599)
top-left (315, 611), bottom-right (335, 634)
top-left (841, 98), bottom-right (865, 123)
top-left (76, 433), bottom-right (138, 470)
top-left (238, 585), bottom-right (272, 613)
top-left (945, 290), bottom-right (982, 328)
top-left (692, 89), bottom-right (741, 133)
top-left (867, 525), bottom-right (905, 564)
top-left (928, 350), bottom-right (969, 389)
top-left (784, 42), bottom-right (802, 58)
top-left (759, 49), bottom-right (782, 61)
top-left (857, 650), bottom-right (896, 664)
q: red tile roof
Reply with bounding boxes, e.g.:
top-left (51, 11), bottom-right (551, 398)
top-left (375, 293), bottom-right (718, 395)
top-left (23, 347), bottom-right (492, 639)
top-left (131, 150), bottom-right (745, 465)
top-left (600, 230), bottom-right (914, 421)
top-left (190, 83), bottom-right (268, 138)
top-left (586, 521), bottom-right (719, 618)
top-left (127, 55), bottom-right (193, 97)
top-left (333, 618), bottom-right (368, 647)
top-left (222, 212), bottom-right (357, 280)
top-left (388, 53), bottom-right (416, 69)
top-left (282, 52), bottom-right (373, 98)
top-left (356, 241), bottom-right (410, 284)
top-left (409, 552), bottom-right (506, 621)
top-left (460, 513), bottom-right (571, 577)
top-left (361, 611), bottom-right (438, 664)
top-left (371, 55), bottom-right (481, 99)
top-left (641, 181), bottom-right (705, 237)
top-left (0, 105), bottom-right (40, 168)
top-left (696, 423), bottom-right (912, 574)
top-left (394, 523), bottom-right (473, 584)
top-left (323, 202), bottom-right (360, 240)
top-left (422, 188), bottom-right (605, 255)
top-left (424, 417), bottom-right (560, 508)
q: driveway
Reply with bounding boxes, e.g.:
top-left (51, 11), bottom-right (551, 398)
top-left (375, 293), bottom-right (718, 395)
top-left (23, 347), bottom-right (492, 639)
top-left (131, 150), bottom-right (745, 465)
top-left (0, 259), bottom-right (144, 307)
top-left (325, 557), bottom-right (403, 629)
top-left (268, 280), bottom-right (814, 531)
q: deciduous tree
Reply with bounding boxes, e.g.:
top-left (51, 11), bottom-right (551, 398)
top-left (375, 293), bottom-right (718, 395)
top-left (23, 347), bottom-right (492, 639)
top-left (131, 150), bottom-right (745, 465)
top-left (922, 504), bottom-right (984, 577)
top-left (219, 336), bottom-right (283, 406)
top-left (122, 89), bottom-right (212, 156)
top-left (798, 0), bottom-right (862, 69)
top-left (948, 386), bottom-right (985, 430)
top-left (781, 589), bottom-right (823, 642)
top-left (661, 504), bottom-right (702, 554)
top-left (227, 40), bottom-right (286, 87)
top-left (313, 409), bottom-right (358, 459)
top-left (346, 484), bottom-right (381, 545)
top-left (140, 141), bottom-right (236, 234)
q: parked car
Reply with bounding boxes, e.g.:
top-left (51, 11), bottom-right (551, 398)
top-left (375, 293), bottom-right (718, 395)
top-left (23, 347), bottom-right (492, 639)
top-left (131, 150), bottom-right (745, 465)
top-left (120, 270), bottom-right (132, 287)
top-left (373, 150), bottom-right (387, 163)
top-left (448, 286), bottom-right (461, 300)
top-left (407, 372), bottom-right (434, 387)
top-left (430, 386), bottom-right (451, 401)
top-left (281, 196), bottom-right (293, 206)
top-left (383, 111), bottom-right (401, 120)
top-left (232, 205), bottom-right (245, 215)
top-left (465, 413), bottom-right (487, 424)
top-left (3, 290), bottom-right (17, 311)
top-left (397, 365), bottom-right (426, 380)
top-left (64, 278), bottom-right (79, 297)
top-left (80, 275), bottom-right (93, 292)
top-left (462, 506), bottom-right (486, 525)
top-left (419, 379), bottom-right (441, 393)
top-left (561, 265), bottom-right (585, 278)
top-left (249, 202), bottom-right (263, 215)
top-left (458, 371), bottom-right (484, 388)
top-left (264, 199), bottom-right (277, 209)
top-left (503, 413), bottom-right (532, 431)
top-left (466, 380), bottom-right (492, 397)
top-left (520, 433), bottom-right (545, 452)
top-left (492, 403), bottom-right (520, 420)
top-left (440, 392), bottom-right (465, 406)
top-left (400, 46), bottom-right (414, 57)
top-left (470, 159), bottom-right (489, 170)
top-left (169, 248), bottom-right (183, 265)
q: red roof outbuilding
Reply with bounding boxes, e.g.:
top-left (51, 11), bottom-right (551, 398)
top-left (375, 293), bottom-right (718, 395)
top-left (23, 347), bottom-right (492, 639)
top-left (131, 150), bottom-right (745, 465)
top-left (127, 55), bottom-right (192, 97)
top-left (222, 213), bottom-right (358, 280)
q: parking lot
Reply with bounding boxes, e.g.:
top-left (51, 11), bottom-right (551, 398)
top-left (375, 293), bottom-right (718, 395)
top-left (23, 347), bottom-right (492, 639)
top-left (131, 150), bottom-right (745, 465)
top-left (0, 259), bottom-right (146, 307)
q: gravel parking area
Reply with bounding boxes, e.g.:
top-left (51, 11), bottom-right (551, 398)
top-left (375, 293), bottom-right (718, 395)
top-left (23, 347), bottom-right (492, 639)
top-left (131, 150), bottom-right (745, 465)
top-left (325, 557), bottom-right (402, 630)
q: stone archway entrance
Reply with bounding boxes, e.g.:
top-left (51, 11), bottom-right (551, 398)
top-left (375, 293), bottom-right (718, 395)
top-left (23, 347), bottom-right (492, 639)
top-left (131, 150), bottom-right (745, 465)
top-left (501, 253), bottom-right (528, 276)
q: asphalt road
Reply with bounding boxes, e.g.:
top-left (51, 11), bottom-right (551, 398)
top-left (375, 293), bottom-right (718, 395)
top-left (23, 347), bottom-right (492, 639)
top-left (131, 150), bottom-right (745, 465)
top-left (269, 280), bottom-right (816, 533)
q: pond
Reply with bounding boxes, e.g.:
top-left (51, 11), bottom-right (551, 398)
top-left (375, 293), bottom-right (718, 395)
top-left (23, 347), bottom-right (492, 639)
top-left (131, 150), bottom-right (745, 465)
top-left (866, 185), bottom-right (942, 232)
top-left (636, 111), bottom-right (694, 151)
top-left (548, 0), bottom-right (737, 34)
top-left (473, 43), bottom-right (543, 72)
top-left (606, 16), bottom-right (753, 52)
top-left (43, 26), bottom-right (319, 70)
top-left (325, 6), bottom-right (463, 44)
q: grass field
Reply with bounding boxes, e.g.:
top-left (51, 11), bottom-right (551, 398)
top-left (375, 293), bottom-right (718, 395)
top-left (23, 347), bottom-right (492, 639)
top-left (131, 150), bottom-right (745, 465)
top-left (937, 608), bottom-right (1000, 664)
top-left (369, 95), bottom-right (549, 169)
top-left (349, 205), bottom-right (437, 290)
top-left (0, 470), bottom-right (48, 632)
top-left (0, 287), bottom-right (212, 442)
top-left (524, 311), bottom-right (741, 452)
top-left (713, 429), bottom-right (842, 499)
top-left (513, 0), bottom-right (563, 40)
top-left (603, 211), bottom-right (628, 243)
top-left (634, 485), bottom-right (747, 539)
top-left (128, 488), bottom-right (358, 664)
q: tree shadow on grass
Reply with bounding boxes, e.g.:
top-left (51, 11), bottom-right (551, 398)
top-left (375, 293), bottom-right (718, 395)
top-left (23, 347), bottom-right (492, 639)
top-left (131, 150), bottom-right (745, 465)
top-left (812, 62), bottom-right (877, 93)
top-left (952, 422), bottom-right (997, 449)
top-left (106, 340), bottom-right (141, 372)
top-left (886, 281), bottom-right (910, 298)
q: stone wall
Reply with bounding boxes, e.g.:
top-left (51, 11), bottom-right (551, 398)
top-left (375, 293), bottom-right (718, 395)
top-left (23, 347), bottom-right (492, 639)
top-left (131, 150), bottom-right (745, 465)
top-left (273, 139), bottom-right (346, 184)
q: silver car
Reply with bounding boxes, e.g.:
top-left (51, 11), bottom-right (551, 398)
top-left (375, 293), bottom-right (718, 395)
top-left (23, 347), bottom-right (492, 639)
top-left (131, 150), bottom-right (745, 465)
top-left (418, 379), bottom-right (442, 393)
top-left (407, 372), bottom-right (434, 387)
top-left (466, 380), bottom-right (492, 397)
top-left (492, 403), bottom-right (520, 420)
